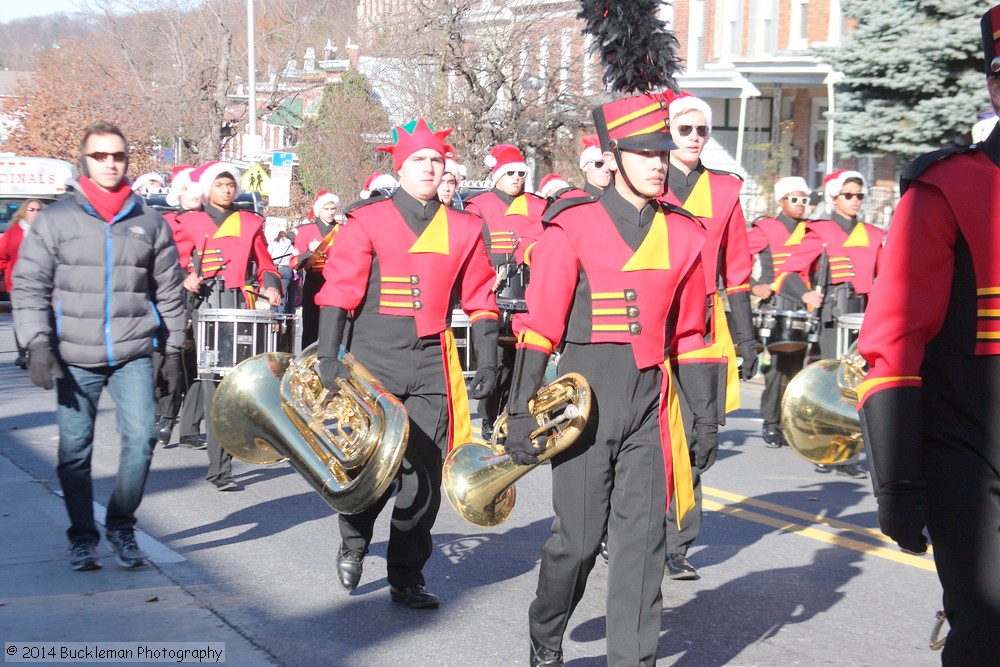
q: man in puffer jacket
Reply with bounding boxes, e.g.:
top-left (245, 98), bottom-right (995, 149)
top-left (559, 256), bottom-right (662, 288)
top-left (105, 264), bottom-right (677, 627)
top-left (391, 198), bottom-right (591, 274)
top-left (12, 121), bottom-right (187, 572)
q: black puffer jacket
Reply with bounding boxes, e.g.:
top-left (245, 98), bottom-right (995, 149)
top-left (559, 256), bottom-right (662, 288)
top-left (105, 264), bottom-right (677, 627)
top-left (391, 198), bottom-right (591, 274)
top-left (12, 181), bottom-right (186, 368)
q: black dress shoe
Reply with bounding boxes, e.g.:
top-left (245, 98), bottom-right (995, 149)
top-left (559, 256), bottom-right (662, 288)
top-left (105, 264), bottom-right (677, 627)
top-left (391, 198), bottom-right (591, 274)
top-left (179, 435), bottom-right (207, 450)
top-left (762, 423), bottom-right (785, 448)
top-left (210, 476), bottom-right (239, 491)
top-left (834, 463), bottom-right (868, 479)
top-left (529, 636), bottom-right (564, 667)
top-left (156, 418), bottom-right (175, 446)
top-left (814, 463), bottom-right (831, 474)
top-left (14, 356), bottom-right (27, 369)
top-left (665, 553), bottom-right (698, 580)
top-left (599, 531), bottom-right (609, 563)
top-left (336, 546), bottom-right (365, 591)
top-left (389, 584), bottom-right (440, 609)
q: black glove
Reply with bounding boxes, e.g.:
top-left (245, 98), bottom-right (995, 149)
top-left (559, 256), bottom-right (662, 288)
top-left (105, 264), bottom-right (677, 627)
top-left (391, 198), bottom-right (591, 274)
top-left (315, 357), bottom-right (349, 392)
top-left (27, 340), bottom-right (63, 390)
top-left (738, 340), bottom-right (759, 380)
top-left (316, 306), bottom-right (350, 392)
top-left (163, 346), bottom-right (183, 396)
top-left (504, 412), bottom-right (542, 465)
top-left (690, 422), bottom-right (719, 473)
top-left (469, 364), bottom-right (497, 400)
top-left (876, 482), bottom-right (929, 554)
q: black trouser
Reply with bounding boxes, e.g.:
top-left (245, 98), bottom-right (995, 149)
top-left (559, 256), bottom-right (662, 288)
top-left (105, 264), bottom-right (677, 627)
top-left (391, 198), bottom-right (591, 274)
top-left (477, 340), bottom-right (515, 434)
top-left (529, 343), bottom-right (666, 667)
top-left (300, 270), bottom-right (324, 350)
top-left (760, 349), bottom-right (807, 426)
top-left (153, 340), bottom-right (200, 435)
top-left (922, 356), bottom-right (1000, 665)
top-left (202, 377), bottom-right (231, 480)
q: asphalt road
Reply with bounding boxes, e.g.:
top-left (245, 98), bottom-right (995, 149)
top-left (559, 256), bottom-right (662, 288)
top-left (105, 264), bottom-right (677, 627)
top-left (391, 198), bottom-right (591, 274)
top-left (0, 311), bottom-right (944, 666)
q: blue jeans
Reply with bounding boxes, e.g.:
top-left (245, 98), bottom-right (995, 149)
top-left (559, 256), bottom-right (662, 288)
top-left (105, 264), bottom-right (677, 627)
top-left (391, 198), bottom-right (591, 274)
top-left (56, 356), bottom-right (157, 544)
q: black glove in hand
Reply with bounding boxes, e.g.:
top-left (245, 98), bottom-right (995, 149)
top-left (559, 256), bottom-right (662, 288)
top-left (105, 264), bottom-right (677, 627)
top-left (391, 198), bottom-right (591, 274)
top-left (27, 341), bottom-right (63, 390)
top-left (876, 482), bottom-right (929, 554)
top-left (738, 340), bottom-right (759, 380)
top-left (469, 365), bottom-right (497, 400)
top-left (315, 357), bottom-right (349, 393)
top-left (691, 422), bottom-right (719, 473)
top-left (504, 412), bottom-right (542, 465)
top-left (163, 347), bottom-right (183, 395)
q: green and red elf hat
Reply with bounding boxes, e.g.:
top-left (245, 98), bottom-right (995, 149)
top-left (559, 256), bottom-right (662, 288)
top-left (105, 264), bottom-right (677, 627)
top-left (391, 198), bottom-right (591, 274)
top-left (377, 118), bottom-right (455, 172)
top-left (982, 4), bottom-right (1000, 77)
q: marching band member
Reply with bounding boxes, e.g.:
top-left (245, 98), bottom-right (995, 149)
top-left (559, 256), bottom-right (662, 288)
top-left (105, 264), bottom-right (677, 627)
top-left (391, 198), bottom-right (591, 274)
top-left (463, 144), bottom-right (546, 441)
top-left (747, 176), bottom-right (816, 448)
top-left (506, 8), bottom-right (722, 651)
top-left (579, 134), bottom-right (611, 196)
top-left (438, 155), bottom-right (462, 208)
top-left (856, 8), bottom-right (1000, 661)
top-left (292, 190), bottom-right (341, 348)
top-left (178, 161), bottom-right (281, 491)
top-left (660, 91), bottom-right (757, 580)
top-left (315, 118), bottom-right (499, 609)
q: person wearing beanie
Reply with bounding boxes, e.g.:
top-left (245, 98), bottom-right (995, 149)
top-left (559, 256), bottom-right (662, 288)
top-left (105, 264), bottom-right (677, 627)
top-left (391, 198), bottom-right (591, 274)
top-left (660, 90), bottom-right (756, 581)
top-left (746, 176), bottom-right (815, 449)
top-left (175, 160), bottom-right (283, 492)
top-left (777, 168), bottom-right (882, 479)
top-left (292, 190), bottom-right (341, 347)
top-left (579, 134), bottom-right (611, 196)
top-left (463, 143), bottom-right (547, 441)
top-left (855, 8), bottom-right (1000, 660)
top-left (314, 118), bottom-right (499, 609)
top-left (131, 172), bottom-right (164, 196)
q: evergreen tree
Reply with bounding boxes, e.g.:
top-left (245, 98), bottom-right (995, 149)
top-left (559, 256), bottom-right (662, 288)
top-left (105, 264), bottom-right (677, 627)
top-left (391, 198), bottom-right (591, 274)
top-left (819, 0), bottom-right (993, 161)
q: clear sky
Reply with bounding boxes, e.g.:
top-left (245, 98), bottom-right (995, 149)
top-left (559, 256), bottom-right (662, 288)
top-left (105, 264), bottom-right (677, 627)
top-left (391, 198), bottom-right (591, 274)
top-left (2, 0), bottom-right (90, 22)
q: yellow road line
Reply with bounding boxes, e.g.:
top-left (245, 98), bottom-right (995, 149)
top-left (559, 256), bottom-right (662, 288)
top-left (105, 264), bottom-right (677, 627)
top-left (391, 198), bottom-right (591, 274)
top-left (702, 489), bottom-right (936, 572)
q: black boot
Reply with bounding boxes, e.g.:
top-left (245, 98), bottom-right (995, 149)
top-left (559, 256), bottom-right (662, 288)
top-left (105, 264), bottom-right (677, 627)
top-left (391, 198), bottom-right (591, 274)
top-left (156, 417), bottom-right (175, 446)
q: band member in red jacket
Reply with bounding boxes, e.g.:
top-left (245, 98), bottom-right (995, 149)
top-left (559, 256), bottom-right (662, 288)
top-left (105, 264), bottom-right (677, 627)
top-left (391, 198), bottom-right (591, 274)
top-left (506, 90), bottom-right (721, 667)
top-left (463, 144), bottom-right (547, 440)
top-left (746, 176), bottom-right (817, 448)
top-left (292, 190), bottom-right (341, 348)
top-left (179, 161), bottom-right (281, 491)
top-left (315, 118), bottom-right (499, 609)
top-left (856, 8), bottom-right (1000, 661)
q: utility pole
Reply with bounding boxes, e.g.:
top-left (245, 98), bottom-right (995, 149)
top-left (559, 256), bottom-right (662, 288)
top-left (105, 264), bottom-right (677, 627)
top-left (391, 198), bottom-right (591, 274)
top-left (246, 0), bottom-right (259, 162)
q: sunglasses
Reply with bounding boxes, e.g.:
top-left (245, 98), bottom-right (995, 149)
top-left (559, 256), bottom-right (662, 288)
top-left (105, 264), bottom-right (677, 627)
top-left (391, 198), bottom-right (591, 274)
top-left (676, 125), bottom-right (709, 138)
top-left (504, 170), bottom-right (527, 178)
top-left (26, 207), bottom-right (41, 212)
top-left (85, 151), bottom-right (127, 163)
top-left (838, 192), bottom-right (865, 201)
top-left (783, 196), bottom-right (809, 205)
top-left (587, 160), bottom-right (606, 169)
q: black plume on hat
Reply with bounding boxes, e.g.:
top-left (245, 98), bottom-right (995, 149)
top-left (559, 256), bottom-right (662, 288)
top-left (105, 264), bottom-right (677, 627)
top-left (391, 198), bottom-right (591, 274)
top-left (578, 0), bottom-right (681, 94)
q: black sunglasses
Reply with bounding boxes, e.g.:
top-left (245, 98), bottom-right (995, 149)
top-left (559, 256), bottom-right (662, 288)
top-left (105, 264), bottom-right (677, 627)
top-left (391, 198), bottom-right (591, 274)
top-left (504, 169), bottom-right (527, 178)
top-left (587, 160), bottom-right (606, 169)
top-left (676, 125), bottom-right (709, 138)
top-left (85, 151), bottom-right (127, 163)
top-left (838, 192), bottom-right (865, 201)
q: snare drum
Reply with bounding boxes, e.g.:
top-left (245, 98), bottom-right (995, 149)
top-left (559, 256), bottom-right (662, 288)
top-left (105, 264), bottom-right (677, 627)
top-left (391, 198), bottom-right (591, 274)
top-left (836, 313), bottom-right (865, 360)
top-left (758, 310), bottom-right (819, 354)
top-left (195, 308), bottom-right (295, 377)
top-left (496, 263), bottom-right (529, 341)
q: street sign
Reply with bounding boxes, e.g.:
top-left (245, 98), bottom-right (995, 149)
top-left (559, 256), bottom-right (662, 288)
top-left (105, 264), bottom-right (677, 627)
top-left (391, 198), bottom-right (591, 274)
top-left (241, 162), bottom-right (270, 196)
top-left (269, 152), bottom-right (295, 208)
top-left (271, 152), bottom-right (295, 169)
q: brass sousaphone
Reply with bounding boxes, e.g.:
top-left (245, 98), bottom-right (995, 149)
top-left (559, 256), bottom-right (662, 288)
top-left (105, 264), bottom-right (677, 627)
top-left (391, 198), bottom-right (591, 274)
top-left (211, 345), bottom-right (408, 514)
top-left (442, 373), bottom-right (591, 526)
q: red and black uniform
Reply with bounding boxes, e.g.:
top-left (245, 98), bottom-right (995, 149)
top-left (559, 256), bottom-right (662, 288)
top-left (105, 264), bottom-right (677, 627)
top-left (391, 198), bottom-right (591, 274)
top-left (747, 212), bottom-right (811, 434)
top-left (291, 218), bottom-right (338, 348)
top-left (857, 127), bottom-right (1000, 663)
top-left (662, 162), bottom-right (754, 557)
top-left (463, 188), bottom-right (547, 435)
top-left (315, 189), bottom-right (499, 590)
top-left (178, 205), bottom-right (281, 483)
top-left (0, 220), bottom-right (28, 361)
top-left (778, 212), bottom-right (884, 360)
top-left (509, 188), bottom-right (721, 665)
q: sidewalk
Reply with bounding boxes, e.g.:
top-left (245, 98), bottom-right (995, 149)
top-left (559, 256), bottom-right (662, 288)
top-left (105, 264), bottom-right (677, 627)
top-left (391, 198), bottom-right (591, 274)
top-left (0, 452), bottom-right (275, 666)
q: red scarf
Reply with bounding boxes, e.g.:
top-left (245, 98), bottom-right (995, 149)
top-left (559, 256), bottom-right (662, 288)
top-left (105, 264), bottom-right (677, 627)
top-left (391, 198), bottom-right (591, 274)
top-left (79, 176), bottom-right (133, 223)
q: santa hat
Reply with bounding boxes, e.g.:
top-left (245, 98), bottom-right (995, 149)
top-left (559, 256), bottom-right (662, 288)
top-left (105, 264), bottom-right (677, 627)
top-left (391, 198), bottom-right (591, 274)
top-left (774, 176), bottom-right (810, 202)
top-left (666, 90), bottom-right (713, 131)
top-left (360, 172), bottom-right (398, 199)
top-left (579, 134), bottom-right (604, 169)
top-left (189, 161), bottom-right (242, 204)
top-left (131, 172), bottom-right (164, 193)
top-left (377, 118), bottom-right (454, 172)
top-left (165, 165), bottom-right (200, 207)
top-left (311, 190), bottom-right (340, 218)
top-left (484, 144), bottom-right (528, 184)
top-left (823, 169), bottom-right (865, 206)
top-left (444, 155), bottom-right (462, 178)
top-left (538, 173), bottom-right (570, 199)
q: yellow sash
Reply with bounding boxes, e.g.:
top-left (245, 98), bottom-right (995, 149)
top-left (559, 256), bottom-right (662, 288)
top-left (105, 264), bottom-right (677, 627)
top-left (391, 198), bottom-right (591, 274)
top-left (712, 293), bottom-right (741, 413)
top-left (444, 329), bottom-right (472, 448)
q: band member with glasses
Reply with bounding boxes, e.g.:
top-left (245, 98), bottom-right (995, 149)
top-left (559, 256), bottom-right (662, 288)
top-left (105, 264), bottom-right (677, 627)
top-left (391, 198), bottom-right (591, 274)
top-left (776, 169), bottom-right (884, 478)
top-left (13, 121), bottom-right (186, 572)
top-left (463, 144), bottom-right (546, 441)
top-left (292, 190), bottom-right (341, 349)
top-left (660, 91), bottom-right (757, 581)
top-left (747, 177), bottom-right (819, 448)
top-left (579, 134), bottom-right (611, 196)
top-left (0, 199), bottom-right (44, 368)
top-left (856, 9), bottom-right (1000, 660)
top-left (314, 118), bottom-right (499, 609)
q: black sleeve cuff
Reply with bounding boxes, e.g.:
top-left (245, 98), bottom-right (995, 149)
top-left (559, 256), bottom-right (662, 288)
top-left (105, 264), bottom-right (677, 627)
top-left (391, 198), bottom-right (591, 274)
top-left (471, 318), bottom-right (499, 369)
top-left (506, 348), bottom-right (549, 415)
top-left (859, 385), bottom-right (924, 491)
top-left (317, 306), bottom-right (348, 359)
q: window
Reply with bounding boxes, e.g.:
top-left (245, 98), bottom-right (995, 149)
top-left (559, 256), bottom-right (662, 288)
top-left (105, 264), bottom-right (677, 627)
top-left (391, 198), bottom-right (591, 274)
top-left (751, 0), bottom-right (778, 56)
top-left (789, 0), bottom-right (810, 50)
top-left (688, 0), bottom-right (705, 71)
top-left (716, 0), bottom-right (743, 61)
